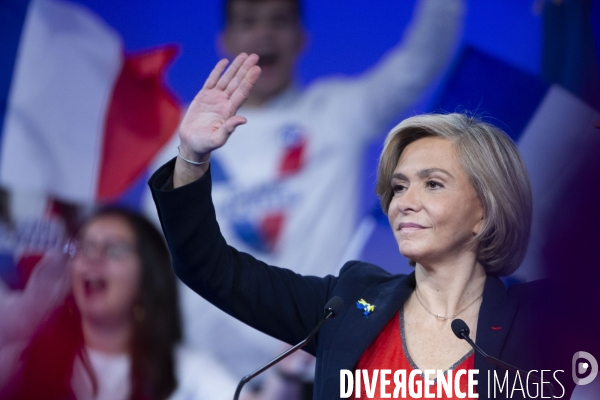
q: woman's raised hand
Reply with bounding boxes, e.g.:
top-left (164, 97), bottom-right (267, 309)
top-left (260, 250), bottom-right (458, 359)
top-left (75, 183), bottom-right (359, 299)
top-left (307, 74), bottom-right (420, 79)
top-left (179, 53), bottom-right (260, 157)
top-left (174, 53), bottom-right (260, 187)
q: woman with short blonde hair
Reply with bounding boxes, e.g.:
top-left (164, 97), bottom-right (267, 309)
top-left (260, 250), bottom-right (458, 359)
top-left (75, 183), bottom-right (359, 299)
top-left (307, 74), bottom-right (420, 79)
top-left (376, 113), bottom-right (532, 276)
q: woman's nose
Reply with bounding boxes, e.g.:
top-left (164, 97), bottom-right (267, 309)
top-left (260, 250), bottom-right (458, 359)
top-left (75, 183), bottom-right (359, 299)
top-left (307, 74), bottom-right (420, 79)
top-left (396, 186), bottom-right (421, 214)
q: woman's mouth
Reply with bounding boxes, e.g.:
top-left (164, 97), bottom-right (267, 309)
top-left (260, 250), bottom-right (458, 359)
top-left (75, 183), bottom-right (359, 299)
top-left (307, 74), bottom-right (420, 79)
top-left (84, 278), bottom-right (107, 295)
top-left (398, 222), bottom-right (425, 232)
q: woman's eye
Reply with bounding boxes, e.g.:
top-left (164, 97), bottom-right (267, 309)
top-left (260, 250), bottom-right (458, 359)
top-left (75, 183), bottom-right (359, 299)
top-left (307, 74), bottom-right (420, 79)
top-left (426, 180), bottom-right (443, 189)
top-left (392, 184), bottom-right (406, 194)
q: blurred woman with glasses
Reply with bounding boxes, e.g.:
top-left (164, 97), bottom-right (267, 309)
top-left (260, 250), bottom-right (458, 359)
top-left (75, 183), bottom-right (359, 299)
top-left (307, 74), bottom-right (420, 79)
top-left (1, 207), bottom-right (236, 400)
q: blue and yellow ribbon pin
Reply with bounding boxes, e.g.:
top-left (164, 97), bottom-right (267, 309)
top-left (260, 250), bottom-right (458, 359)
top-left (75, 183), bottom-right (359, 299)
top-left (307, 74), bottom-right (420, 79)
top-left (356, 299), bottom-right (376, 318)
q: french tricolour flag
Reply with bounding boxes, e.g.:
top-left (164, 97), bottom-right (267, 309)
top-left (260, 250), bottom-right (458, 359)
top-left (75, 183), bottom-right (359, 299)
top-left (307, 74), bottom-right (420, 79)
top-left (0, 0), bottom-right (181, 204)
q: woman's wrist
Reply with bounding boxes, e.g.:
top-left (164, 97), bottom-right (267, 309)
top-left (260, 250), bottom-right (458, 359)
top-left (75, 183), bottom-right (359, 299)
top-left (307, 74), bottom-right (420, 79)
top-left (177, 144), bottom-right (210, 164)
top-left (173, 145), bottom-right (210, 188)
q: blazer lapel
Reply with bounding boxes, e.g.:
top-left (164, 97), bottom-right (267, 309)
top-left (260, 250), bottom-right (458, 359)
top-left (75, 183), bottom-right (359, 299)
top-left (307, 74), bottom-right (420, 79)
top-left (475, 275), bottom-right (518, 399)
top-left (331, 273), bottom-right (416, 371)
top-left (319, 272), bottom-right (417, 399)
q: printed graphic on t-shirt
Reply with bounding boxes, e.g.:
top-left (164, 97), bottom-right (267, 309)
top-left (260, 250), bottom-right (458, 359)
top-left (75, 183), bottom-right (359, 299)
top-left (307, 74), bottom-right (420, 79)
top-left (278, 124), bottom-right (307, 178)
top-left (214, 124), bottom-right (309, 254)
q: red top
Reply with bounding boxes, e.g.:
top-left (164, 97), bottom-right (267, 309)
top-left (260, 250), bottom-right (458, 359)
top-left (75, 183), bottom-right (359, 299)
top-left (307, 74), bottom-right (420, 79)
top-left (352, 310), bottom-right (476, 399)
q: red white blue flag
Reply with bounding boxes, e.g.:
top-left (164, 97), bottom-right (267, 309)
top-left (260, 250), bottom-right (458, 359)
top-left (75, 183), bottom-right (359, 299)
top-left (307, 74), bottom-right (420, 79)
top-left (0, 0), bottom-right (181, 288)
top-left (0, 0), bottom-right (180, 204)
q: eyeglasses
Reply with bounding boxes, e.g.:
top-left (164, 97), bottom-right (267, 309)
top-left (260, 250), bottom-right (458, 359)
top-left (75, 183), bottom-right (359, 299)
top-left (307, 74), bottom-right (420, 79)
top-left (65, 240), bottom-right (136, 260)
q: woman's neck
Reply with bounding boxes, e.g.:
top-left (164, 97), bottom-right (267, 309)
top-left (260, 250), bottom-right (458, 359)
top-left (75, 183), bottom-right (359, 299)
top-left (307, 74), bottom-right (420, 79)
top-left (81, 316), bottom-right (132, 354)
top-left (413, 254), bottom-right (486, 318)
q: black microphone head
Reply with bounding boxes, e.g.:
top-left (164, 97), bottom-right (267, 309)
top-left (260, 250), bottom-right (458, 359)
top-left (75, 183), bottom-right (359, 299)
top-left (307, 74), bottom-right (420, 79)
top-left (451, 318), bottom-right (470, 339)
top-left (324, 296), bottom-right (344, 318)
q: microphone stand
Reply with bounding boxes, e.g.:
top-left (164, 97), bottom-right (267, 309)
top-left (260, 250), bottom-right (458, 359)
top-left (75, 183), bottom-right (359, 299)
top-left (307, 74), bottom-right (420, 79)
top-left (232, 305), bottom-right (338, 400)
top-left (458, 331), bottom-right (524, 373)
top-left (453, 320), bottom-right (556, 398)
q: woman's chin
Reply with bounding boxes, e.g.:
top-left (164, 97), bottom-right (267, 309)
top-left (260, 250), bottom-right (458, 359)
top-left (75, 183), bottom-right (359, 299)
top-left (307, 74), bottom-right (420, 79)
top-left (398, 245), bottom-right (422, 263)
top-left (78, 306), bottom-right (107, 321)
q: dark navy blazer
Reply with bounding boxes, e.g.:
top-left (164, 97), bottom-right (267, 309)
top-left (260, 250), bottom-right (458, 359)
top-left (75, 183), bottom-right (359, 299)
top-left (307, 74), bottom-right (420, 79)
top-left (149, 159), bottom-right (574, 400)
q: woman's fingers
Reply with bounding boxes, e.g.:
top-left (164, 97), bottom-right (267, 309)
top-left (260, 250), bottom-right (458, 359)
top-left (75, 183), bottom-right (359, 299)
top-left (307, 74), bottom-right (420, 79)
top-left (203, 58), bottom-right (229, 90)
top-left (200, 53), bottom-right (259, 112)
top-left (216, 53), bottom-right (249, 91)
top-left (225, 53), bottom-right (259, 96)
top-left (185, 53), bottom-right (259, 153)
top-left (230, 65), bottom-right (261, 110)
top-left (222, 115), bottom-right (248, 135)
top-left (205, 116), bottom-right (247, 151)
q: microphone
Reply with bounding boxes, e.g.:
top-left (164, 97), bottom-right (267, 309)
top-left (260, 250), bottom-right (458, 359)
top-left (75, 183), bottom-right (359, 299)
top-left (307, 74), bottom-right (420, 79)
top-left (232, 296), bottom-right (344, 400)
top-left (451, 319), bottom-right (555, 396)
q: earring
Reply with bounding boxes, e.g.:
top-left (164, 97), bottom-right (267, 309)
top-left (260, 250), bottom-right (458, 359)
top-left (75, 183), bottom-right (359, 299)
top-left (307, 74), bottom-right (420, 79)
top-left (133, 305), bottom-right (145, 322)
